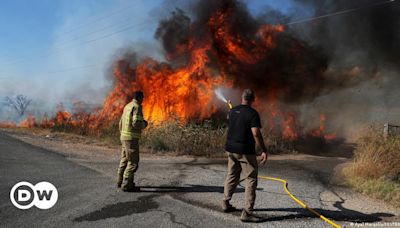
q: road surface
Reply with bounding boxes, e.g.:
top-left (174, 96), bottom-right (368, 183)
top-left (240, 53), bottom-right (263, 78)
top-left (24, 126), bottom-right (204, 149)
top-left (0, 132), bottom-right (396, 227)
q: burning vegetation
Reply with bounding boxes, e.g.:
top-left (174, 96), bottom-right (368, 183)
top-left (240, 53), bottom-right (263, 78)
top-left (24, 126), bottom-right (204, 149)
top-left (5, 0), bottom-right (400, 151)
top-left (11, 0), bottom-right (337, 143)
top-left (94, 0), bottom-right (337, 141)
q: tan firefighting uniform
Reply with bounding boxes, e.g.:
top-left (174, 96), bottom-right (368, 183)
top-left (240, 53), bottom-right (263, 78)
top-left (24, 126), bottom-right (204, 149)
top-left (117, 99), bottom-right (147, 189)
top-left (224, 152), bottom-right (258, 211)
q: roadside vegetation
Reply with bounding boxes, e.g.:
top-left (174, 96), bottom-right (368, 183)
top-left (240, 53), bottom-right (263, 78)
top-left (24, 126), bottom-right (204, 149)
top-left (2, 116), bottom-right (302, 157)
top-left (121, 120), bottom-right (298, 156)
top-left (342, 126), bottom-right (400, 207)
top-left (141, 120), bottom-right (227, 156)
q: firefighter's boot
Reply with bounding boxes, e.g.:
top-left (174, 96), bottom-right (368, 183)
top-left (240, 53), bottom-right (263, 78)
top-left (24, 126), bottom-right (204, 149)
top-left (117, 174), bottom-right (123, 188)
top-left (122, 176), bottom-right (140, 192)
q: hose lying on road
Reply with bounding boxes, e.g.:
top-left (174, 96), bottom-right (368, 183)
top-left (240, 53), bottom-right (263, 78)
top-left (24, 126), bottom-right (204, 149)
top-left (258, 175), bottom-right (341, 228)
top-left (223, 100), bottom-right (340, 227)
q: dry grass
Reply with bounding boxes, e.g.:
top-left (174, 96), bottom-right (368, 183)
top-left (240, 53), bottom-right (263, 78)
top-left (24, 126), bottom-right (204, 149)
top-left (343, 125), bottom-right (400, 207)
top-left (141, 120), bottom-right (227, 157)
top-left (344, 126), bottom-right (400, 181)
top-left (140, 120), bottom-right (300, 156)
top-left (262, 131), bottom-right (297, 153)
top-left (17, 118), bottom-right (298, 157)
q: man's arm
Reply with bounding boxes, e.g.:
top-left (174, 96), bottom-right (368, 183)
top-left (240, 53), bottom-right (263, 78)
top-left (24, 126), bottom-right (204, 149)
top-left (131, 105), bottom-right (148, 129)
top-left (138, 105), bottom-right (148, 129)
top-left (251, 127), bottom-right (268, 165)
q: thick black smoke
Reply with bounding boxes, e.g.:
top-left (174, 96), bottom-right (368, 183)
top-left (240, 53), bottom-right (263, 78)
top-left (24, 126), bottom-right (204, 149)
top-left (288, 0), bottom-right (400, 136)
top-left (293, 0), bottom-right (400, 69)
top-left (155, 8), bottom-right (191, 59)
top-left (154, 0), bottom-right (393, 104)
top-left (154, 0), bottom-right (400, 105)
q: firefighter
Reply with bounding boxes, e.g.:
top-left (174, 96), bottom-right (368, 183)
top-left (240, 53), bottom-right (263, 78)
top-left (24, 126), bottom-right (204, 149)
top-left (117, 91), bottom-right (148, 192)
top-left (222, 89), bottom-right (268, 222)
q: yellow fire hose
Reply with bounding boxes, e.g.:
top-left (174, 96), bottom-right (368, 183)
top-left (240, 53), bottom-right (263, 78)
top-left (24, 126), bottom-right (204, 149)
top-left (258, 175), bottom-right (341, 228)
top-left (225, 101), bottom-right (340, 227)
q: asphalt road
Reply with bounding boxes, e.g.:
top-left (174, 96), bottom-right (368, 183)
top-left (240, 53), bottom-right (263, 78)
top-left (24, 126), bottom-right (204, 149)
top-left (0, 132), bottom-right (395, 228)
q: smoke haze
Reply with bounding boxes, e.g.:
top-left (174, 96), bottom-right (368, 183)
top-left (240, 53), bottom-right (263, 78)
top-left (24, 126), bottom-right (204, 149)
top-left (2, 0), bottom-right (399, 140)
top-left (123, 0), bottom-right (400, 138)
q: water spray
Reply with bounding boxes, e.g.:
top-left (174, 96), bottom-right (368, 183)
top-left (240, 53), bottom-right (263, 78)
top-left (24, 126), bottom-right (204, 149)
top-left (214, 88), bottom-right (232, 109)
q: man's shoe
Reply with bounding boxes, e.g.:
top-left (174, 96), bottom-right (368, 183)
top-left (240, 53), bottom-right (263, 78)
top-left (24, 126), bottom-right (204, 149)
top-left (222, 200), bottom-right (237, 213)
top-left (240, 209), bottom-right (263, 223)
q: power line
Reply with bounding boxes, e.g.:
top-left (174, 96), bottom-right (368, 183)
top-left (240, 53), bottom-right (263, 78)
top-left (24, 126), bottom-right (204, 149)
top-left (54, 17), bottom-right (148, 48)
top-left (7, 0), bottom-right (391, 72)
top-left (0, 64), bottom-right (100, 79)
top-left (2, 18), bottom-right (150, 66)
top-left (0, 1), bottom-right (152, 62)
top-left (45, 64), bottom-right (100, 74)
top-left (0, 20), bottom-right (150, 70)
top-left (59, 2), bottom-right (140, 35)
top-left (285, 0), bottom-right (396, 25)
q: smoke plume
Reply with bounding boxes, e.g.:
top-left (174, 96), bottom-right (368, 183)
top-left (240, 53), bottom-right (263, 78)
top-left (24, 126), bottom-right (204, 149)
top-left (101, 0), bottom-right (400, 139)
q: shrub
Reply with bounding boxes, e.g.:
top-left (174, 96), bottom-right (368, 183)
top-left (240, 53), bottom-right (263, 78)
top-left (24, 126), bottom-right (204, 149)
top-left (148, 136), bottom-right (169, 151)
top-left (344, 125), bottom-right (400, 181)
top-left (141, 120), bottom-right (227, 157)
top-left (343, 125), bottom-right (400, 207)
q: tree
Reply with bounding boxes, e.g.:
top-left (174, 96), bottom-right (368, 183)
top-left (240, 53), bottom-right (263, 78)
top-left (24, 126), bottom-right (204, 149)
top-left (5, 94), bottom-right (32, 117)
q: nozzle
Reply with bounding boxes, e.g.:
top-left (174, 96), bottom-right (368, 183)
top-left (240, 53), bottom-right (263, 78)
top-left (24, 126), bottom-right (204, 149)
top-left (227, 100), bottom-right (233, 109)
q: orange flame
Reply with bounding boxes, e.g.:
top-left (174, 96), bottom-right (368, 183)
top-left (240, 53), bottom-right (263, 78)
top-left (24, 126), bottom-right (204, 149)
top-left (97, 41), bottom-right (228, 125)
top-left (310, 114), bottom-right (336, 140)
top-left (0, 121), bottom-right (17, 128)
top-left (95, 8), bottom-right (286, 126)
top-left (20, 115), bottom-right (36, 128)
top-left (12, 5), bottom-right (337, 143)
top-left (282, 112), bottom-right (299, 140)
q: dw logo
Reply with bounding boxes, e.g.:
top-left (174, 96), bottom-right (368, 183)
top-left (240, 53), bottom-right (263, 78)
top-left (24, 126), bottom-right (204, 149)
top-left (10, 181), bottom-right (58, 209)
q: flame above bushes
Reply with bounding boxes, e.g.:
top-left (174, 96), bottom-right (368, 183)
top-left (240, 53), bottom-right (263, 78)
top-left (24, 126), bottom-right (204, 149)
top-left (15, 0), bottom-right (338, 141)
top-left (97, 2), bottom-right (292, 125)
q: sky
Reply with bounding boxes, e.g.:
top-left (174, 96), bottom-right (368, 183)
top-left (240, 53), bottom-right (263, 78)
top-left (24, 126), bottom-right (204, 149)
top-left (0, 0), bottom-right (306, 107)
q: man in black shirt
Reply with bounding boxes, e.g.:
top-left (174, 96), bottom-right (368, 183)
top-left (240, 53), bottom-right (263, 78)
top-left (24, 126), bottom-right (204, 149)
top-left (222, 89), bottom-right (268, 222)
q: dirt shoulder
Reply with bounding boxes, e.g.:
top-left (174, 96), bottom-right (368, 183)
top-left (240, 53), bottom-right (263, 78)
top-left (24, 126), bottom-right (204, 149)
top-left (2, 127), bottom-right (400, 224)
top-left (0, 127), bottom-right (186, 160)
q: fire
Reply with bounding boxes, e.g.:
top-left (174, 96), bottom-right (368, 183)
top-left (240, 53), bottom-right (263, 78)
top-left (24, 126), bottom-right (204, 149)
top-left (257, 25), bottom-right (285, 48)
top-left (310, 114), bottom-right (326, 136)
top-left (135, 45), bottom-right (224, 123)
top-left (7, 1), bottom-right (337, 142)
top-left (0, 121), bottom-right (17, 128)
top-left (310, 114), bottom-right (337, 141)
top-left (96, 4), bottom-right (286, 126)
top-left (16, 103), bottom-right (98, 134)
top-left (40, 114), bottom-right (55, 128)
top-left (20, 115), bottom-right (36, 128)
top-left (54, 110), bottom-right (72, 126)
top-left (98, 43), bottom-right (225, 124)
top-left (282, 113), bottom-right (299, 140)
